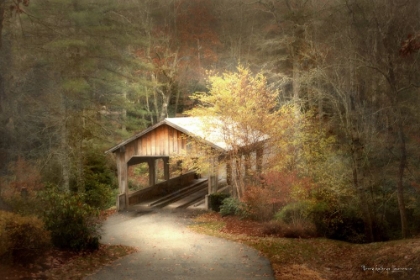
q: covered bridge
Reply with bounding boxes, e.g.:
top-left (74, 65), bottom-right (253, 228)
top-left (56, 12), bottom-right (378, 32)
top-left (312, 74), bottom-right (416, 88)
top-left (106, 117), bottom-right (267, 211)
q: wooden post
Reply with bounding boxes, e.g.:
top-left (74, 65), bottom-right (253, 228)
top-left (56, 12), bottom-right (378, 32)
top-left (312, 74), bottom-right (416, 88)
top-left (148, 159), bottom-right (157, 186)
top-left (116, 147), bottom-right (128, 211)
top-left (206, 156), bottom-right (219, 210)
top-left (124, 160), bottom-right (128, 208)
top-left (163, 157), bottom-right (170, 181)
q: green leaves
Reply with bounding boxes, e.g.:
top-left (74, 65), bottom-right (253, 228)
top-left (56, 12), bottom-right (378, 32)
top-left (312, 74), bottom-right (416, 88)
top-left (39, 186), bottom-right (101, 251)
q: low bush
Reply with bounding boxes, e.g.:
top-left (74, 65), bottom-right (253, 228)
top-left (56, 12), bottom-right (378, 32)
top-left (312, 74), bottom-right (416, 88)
top-left (39, 186), bottom-right (101, 251)
top-left (274, 202), bottom-right (318, 238)
top-left (219, 197), bottom-right (249, 218)
top-left (242, 171), bottom-right (315, 221)
top-left (0, 210), bottom-right (50, 263)
top-left (261, 220), bottom-right (317, 238)
top-left (281, 220), bottom-right (318, 238)
top-left (261, 220), bottom-right (284, 236)
top-left (310, 201), bottom-right (366, 243)
top-left (82, 148), bottom-right (117, 210)
top-left (242, 185), bottom-right (282, 221)
top-left (84, 178), bottom-right (114, 210)
top-left (208, 193), bottom-right (230, 212)
top-left (275, 201), bottom-right (312, 225)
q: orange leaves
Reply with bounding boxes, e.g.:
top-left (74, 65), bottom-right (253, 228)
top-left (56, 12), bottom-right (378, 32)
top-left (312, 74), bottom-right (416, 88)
top-left (242, 171), bottom-right (316, 221)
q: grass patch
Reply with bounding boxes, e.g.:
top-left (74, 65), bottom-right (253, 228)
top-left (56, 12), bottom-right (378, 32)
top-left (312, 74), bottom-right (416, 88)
top-left (189, 212), bottom-right (420, 280)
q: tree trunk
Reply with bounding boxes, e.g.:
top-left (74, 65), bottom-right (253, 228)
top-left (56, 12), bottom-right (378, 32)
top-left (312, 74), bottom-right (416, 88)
top-left (396, 120), bottom-right (408, 238)
top-left (387, 60), bottom-right (409, 239)
top-left (351, 144), bottom-right (374, 242)
top-left (122, 90), bottom-right (127, 132)
top-left (159, 90), bottom-right (170, 121)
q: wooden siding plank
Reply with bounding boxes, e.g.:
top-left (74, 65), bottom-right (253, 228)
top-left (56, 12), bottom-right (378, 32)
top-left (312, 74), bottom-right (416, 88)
top-left (157, 126), bottom-right (163, 155)
top-left (160, 126), bottom-right (165, 155)
top-left (170, 126), bottom-right (175, 154)
top-left (165, 125), bottom-right (170, 155)
top-left (126, 142), bottom-right (134, 160)
top-left (138, 138), bottom-right (142, 155)
top-left (151, 129), bottom-right (156, 155)
top-left (146, 133), bottom-right (151, 156)
top-left (141, 135), bottom-right (147, 155)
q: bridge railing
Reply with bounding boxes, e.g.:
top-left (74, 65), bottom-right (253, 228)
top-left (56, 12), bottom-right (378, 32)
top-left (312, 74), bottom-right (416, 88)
top-left (128, 171), bottom-right (197, 205)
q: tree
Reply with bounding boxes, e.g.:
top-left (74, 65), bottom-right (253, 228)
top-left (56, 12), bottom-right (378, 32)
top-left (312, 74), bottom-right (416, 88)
top-left (187, 67), bottom-right (279, 197)
top-left (0, 0), bottom-right (148, 192)
top-left (311, 0), bottom-right (420, 239)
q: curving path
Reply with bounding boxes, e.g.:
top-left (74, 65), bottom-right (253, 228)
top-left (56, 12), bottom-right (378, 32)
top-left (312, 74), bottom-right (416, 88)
top-left (86, 208), bottom-right (275, 280)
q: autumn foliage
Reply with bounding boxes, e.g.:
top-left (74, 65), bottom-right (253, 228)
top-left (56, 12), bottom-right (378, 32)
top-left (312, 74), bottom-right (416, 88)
top-left (241, 171), bottom-right (315, 221)
top-left (0, 211), bottom-right (50, 264)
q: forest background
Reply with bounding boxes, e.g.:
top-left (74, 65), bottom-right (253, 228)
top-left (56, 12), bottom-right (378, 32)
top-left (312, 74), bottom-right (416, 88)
top-left (1, 0), bottom-right (420, 250)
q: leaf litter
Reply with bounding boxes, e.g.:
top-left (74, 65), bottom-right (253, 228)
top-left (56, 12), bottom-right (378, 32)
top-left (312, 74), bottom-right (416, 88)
top-left (189, 212), bottom-right (420, 280)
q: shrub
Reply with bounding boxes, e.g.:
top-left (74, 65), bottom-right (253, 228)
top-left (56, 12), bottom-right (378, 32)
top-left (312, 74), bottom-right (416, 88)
top-left (84, 178), bottom-right (114, 210)
top-left (242, 185), bottom-right (282, 221)
top-left (219, 197), bottom-right (249, 218)
top-left (242, 171), bottom-right (315, 221)
top-left (274, 202), bottom-right (318, 238)
top-left (0, 211), bottom-right (50, 263)
top-left (208, 193), bottom-right (230, 212)
top-left (261, 220), bottom-right (317, 238)
top-left (281, 220), bottom-right (318, 238)
top-left (275, 201), bottom-right (312, 225)
top-left (261, 220), bottom-right (284, 236)
top-left (310, 201), bottom-right (366, 243)
top-left (39, 186), bottom-right (101, 251)
top-left (82, 149), bottom-right (117, 210)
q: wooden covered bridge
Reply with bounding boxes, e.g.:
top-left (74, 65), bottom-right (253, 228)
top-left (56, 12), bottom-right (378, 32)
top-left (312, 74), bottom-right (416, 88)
top-left (106, 117), bottom-right (267, 211)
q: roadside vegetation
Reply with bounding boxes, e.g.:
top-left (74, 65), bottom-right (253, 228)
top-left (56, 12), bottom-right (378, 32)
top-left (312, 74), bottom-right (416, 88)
top-left (190, 212), bottom-right (420, 280)
top-left (0, 242), bottom-right (136, 280)
top-left (0, 148), bottom-right (129, 278)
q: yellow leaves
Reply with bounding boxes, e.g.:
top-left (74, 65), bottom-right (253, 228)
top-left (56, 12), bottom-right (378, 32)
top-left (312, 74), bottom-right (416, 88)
top-left (187, 66), bottom-right (278, 131)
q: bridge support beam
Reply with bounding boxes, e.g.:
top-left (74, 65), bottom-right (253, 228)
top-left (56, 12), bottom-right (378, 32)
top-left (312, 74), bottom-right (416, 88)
top-left (148, 159), bottom-right (157, 187)
top-left (163, 157), bottom-right (170, 181)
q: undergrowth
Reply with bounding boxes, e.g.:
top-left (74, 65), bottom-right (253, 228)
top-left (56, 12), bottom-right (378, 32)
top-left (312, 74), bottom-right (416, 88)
top-left (190, 212), bottom-right (420, 280)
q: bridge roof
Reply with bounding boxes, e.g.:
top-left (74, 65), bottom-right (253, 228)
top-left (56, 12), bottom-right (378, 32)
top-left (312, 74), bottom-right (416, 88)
top-left (106, 117), bottom-right (268, 154)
